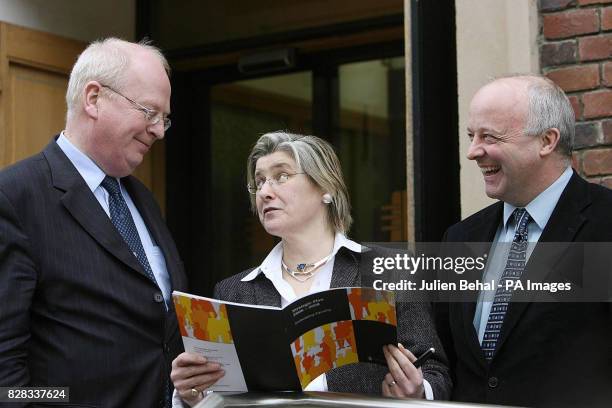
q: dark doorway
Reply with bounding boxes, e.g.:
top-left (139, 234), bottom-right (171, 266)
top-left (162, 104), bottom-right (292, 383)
top-left (138, 2), bottom-right (459, 297)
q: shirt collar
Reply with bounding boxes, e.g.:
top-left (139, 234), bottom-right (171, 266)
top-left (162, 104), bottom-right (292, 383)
top-left (503, 166), bottom-right (573, 230)
top-left (56, 132), bottom-right (107, 193)
top-left (241, 232), bottom-right (362, 282)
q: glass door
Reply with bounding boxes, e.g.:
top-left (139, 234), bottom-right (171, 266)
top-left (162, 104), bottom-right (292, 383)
top-left (207, 56), bottom-right (407, 282)
top-left (209, 72), bottom-right (313, 278)
top-left (336, 56), bottom-right (407, 242)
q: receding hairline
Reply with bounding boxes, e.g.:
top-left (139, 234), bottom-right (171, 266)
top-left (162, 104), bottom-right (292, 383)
top-left (486, 75), bottom-right (559, 98)
top-left (471, 78), bottom-right (528, 117)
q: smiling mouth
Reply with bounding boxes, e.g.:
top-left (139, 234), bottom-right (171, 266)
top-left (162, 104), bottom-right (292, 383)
top-left (480, 165), bottom-right (501, 176)
top-left (136, 138), bottom-right (151, 149)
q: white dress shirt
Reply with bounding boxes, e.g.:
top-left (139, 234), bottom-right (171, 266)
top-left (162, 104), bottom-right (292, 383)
top-left (473, 166), bottom-right (573, 342)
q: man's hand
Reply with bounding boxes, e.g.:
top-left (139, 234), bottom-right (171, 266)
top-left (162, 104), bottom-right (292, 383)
top-left (381, 344), bottom-right (425, 399)
top-left (171, 352), bottom-right (225, 407)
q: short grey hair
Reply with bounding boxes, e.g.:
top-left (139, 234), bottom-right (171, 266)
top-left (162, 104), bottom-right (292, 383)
top-left (247, 131), bottom-right (353, 234)
top-left (65, 38), bottom-right (170, 119)
top-left (497, 74), bottom-right (574, 157)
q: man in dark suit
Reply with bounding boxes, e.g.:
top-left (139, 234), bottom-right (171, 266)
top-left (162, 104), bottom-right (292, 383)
top-left (0, 38), bottom-right (187, 407)
top-left (438, 74), bottom-right (612, 407)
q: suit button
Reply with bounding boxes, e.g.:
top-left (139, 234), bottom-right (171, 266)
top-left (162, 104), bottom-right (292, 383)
top-left (488, 376), bottom-right (499, 388)
top-left (153, 292), bottom-right (164, 303)
top-left (163, 342), bottom-right (170, 353)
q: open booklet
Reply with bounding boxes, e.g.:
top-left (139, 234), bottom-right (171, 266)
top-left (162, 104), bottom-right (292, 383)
top-left (172, 287), bottom-right (397, 391)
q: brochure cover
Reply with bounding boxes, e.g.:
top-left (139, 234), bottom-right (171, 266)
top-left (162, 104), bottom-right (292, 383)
top-left (173, 287), bottom-right (396, 391)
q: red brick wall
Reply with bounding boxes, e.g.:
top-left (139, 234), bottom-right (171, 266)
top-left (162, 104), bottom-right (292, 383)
top-left (540, 0), bottom-right (612, 188)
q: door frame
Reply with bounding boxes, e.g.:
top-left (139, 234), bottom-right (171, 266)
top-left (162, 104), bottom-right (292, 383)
top-left (136, 3), bottom-right (459, 295)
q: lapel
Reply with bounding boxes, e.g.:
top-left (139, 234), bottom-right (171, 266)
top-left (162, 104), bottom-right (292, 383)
top-left (44, 140), bottom-right (148, 278)
top-left (330, 247), bottom-right (362, 288)
top-left (122, 176), bottom-right (181, 289)
top-left (252, 273), bottom-right (282, 307)
top-left (494, 172), bottom-right (589, 353)
top-left (463, 202), bottom-right (503, 243)
top-left (534, 171), bottom-right (588, 244)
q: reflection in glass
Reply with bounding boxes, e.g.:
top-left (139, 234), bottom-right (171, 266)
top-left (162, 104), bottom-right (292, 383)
top-left (337, 57), bottom-right (407, 242)
top-left (210, 72), bottom-right (313, 277)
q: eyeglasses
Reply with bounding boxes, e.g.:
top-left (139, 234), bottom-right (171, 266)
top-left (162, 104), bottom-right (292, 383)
top-left (247, 172), bottom-right (305, 195)
top-left (100, 84), bottom-right (171, 131)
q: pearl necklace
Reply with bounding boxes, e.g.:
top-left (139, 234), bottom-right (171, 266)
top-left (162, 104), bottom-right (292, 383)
top-left (282, 253), bottom-right (332, 282)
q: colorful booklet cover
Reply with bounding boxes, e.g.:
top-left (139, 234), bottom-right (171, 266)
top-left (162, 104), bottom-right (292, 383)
top-left (172, 287), bottom-right (397, 392)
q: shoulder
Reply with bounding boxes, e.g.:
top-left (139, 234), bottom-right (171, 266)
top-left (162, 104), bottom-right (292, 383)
top-left (0, 152), bottom-right (47, 189)
top-left (444, 201), bottom-right (501, 240)
top-left (213, 268), bottom-right (259, 301)
top-left (360, 244), bottom-right (405, 258)
top-left (582, 180), bottom-right (612, 234)
top-left (0, 152), bottom-right (49, 208)
top-left (561, 173), bottom-right (612, 230)
top-left (217, 269), bottom-right (256, 286)
top-left (586, 180), bottom-right (612, 206)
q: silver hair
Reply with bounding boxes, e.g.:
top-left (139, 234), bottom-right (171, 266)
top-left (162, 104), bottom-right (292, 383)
top-left (247, 131), bottom-right (353, 234)
top-left (65, 38), bottom-right (170, 119)
top-left (496, 74), bottom-right (574, 157)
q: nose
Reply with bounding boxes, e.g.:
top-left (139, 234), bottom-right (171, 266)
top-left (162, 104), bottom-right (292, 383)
top-left (147, 121), bottom-right (166, 140)
top-left (258, 179), bottom-right (276, 199)
top-left (466, 138), bottom-right (484, 160)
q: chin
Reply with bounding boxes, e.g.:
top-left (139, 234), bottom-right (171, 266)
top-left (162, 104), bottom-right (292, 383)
top-left (124, 159), bottom-right (144, 175)
top-left (484, 181), bottom-right (506, 201)
top-left (262, 223), bottom-right (280, 236)
top-left (262, 221), bottom-right (288, 238)
top-left (485, 191), bottom-right (504, 202)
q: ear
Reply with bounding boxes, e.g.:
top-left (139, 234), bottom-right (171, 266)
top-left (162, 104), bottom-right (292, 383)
top-left (539, 128), bottom-right (561, 157)
top-left (83, 82), bottom-right (102, 119)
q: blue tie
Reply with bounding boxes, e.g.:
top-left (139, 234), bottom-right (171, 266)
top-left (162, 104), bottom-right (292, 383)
top-left (101, 177), bottom-right (171, 408)
top-left (101, 176), bottom-right (158, 285)
top-left (481, 208), bottom-right (530, 361)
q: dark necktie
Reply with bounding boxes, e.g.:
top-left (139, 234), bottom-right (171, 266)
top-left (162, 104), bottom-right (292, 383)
top-left (100, 176), bottom-right (158, 285)
top-left (101, 177), bottom-right (171, 408)
top-left (481, 208), bottom-right (530, 361)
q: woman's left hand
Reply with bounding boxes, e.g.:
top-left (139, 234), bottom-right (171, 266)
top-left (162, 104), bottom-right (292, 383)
top-left (381, 343), bottom-right (425, 399)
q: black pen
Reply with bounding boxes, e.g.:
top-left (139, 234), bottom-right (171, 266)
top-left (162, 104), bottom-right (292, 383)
top-left (413, 347), bottom-right (435, 368)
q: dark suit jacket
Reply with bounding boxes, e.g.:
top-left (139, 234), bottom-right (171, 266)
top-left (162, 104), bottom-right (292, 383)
top-left (438, 172), bottom-right (612, 407)
top-left (214, 245), bottom-right (452, 399)
top-left (0, 140), bottom-right (187, 408)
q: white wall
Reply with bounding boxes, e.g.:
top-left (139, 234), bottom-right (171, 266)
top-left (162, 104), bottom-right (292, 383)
top-left (455, 0), bottom-right (539, 217)
top-left (0, 0), bottom-right (135, 42)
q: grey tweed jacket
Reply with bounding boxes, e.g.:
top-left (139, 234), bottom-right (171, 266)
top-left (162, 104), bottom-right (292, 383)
top-left (214, 245), bottom-right (452, 399)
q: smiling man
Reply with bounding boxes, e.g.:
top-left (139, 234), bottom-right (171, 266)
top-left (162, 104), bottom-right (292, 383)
top-left (438, 75), bottom-right (612, 407)
top-left (0, 38), bottom-right (187, 407)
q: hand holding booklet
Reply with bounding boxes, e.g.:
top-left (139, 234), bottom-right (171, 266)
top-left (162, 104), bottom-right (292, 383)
top-left (172, 287), bottom-right (397, 391)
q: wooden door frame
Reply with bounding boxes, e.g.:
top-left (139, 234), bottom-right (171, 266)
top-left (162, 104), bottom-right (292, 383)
top-left (0, 22), bottom-right (84, 167)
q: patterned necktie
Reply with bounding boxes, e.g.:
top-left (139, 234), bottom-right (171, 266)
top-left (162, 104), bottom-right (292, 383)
top-left (101, 176), bottom-right (158, 285)
top-left (481, 208), bottom-right (530, 361)
top-left (102, 177), bottom-right (171, 408)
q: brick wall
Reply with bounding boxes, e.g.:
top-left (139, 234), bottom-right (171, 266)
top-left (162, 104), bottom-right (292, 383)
top-left (540, 0), bottom-right (612, 188)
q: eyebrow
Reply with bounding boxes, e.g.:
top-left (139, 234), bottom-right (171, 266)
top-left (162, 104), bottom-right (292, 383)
top-left (254, 162), bottom-right (294, 175)
top-left (137, 98), bottom-right (170, 116)
top-left (467, 126), bottom-right (504, 135)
